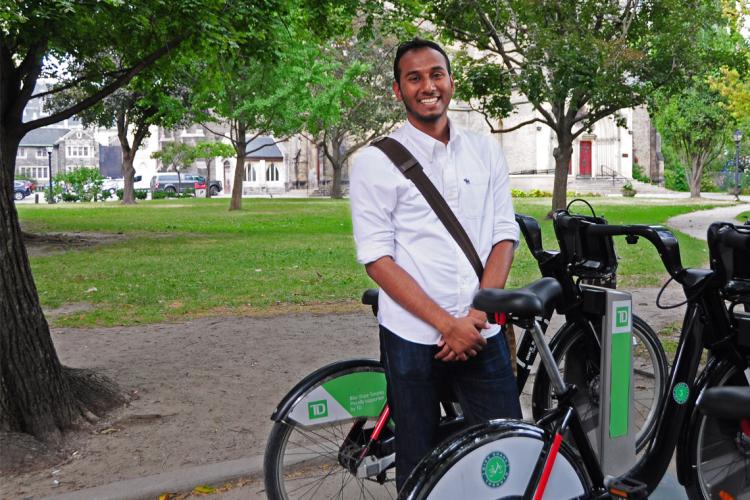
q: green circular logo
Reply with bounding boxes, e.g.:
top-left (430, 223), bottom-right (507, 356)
top-left (481, 451), bottom-right (509, 488)
top-left (673, 382), bottom-right (690, 404)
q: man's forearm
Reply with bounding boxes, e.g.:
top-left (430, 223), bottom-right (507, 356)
top-left (481, 240), bottom-right (515, 290)
top-left (365, 256), bottom-right (455, 333)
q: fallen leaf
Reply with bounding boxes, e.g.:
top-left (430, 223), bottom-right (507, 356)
top-left (99, 427), bottom-right (120, 434)
top-left (193, 484), bottom-right (217, 494)
top-left (85, 287), bottom-right (98, 293)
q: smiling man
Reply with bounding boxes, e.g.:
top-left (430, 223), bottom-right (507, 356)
top-left (349, 38), bottom-right (521, 490)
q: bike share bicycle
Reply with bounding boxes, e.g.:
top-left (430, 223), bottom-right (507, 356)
top-left (399, 213), bottom-right (750, 499)
top-left (262, 207), bottom-right (667, 499)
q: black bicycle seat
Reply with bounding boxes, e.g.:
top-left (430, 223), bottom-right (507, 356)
top-left (473, 277), bottom-right (562, 319)
top-left (362, 289), bottom-right (378, 306)
top-left (698, 386), bottom-right (750, 419)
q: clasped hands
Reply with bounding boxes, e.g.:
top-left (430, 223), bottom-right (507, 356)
top-left (435, 308), bottom-right (490, 362)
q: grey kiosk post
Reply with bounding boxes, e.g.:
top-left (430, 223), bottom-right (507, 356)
top-left (580, 284), bottom-right (637, 478)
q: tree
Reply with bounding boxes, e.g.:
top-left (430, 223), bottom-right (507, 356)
top-left (192, 36), bottom-right (364, 210)
top-left (653, 79), bottom-right (734, 197)
top-left (47, 72), bottom-right (191, 204)
top-left (419, 0), bottom-right (723, 212)
top-left (313, 32), bottom-right (403, 198)
top-left (0, 0), bottom-right (283, 444)
top-left (151, 142), bottom-right (192, 194)
top-left (185, 140), bottom-right (236, 198)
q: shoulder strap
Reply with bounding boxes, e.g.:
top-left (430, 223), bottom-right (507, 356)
top-left (371, 136), bottom-right (484, 281)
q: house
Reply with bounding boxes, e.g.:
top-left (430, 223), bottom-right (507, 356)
top-left (15, 128), bottom-right (68, 183)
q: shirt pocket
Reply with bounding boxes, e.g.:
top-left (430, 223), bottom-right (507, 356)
top-left (459, 171), bottom-right (490, 219)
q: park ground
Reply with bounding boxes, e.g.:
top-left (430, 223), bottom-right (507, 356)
top-left (1, 197), bottom-right (748, 499)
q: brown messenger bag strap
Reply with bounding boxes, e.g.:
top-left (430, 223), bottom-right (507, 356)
top-left (371, 136), bottom-right (484, 281)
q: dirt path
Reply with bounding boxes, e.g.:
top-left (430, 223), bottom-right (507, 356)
top-left (0, 285), bottom-right (686, 499)
top-left (667, 203), bottom-right (750, 240)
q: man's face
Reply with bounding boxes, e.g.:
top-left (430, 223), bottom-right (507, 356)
top-left (393, 47), bottom-right (454, 124)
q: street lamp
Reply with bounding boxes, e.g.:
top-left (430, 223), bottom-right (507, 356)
top-left (733, 130), bottom-right (742, 202)
top-left (46, 147), bottom-right (54, 204)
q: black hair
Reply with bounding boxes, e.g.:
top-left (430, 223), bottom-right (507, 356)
top-left (393, 37), bottom-right (451, 84)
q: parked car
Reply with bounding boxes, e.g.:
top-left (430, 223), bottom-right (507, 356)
top-left (101, 178), bottom-right (124, 195)
top-left (150, 173), bottom-right (222, 195)
top-left (13, 180), bottom-right (33, 200)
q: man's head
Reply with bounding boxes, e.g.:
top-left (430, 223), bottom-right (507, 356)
top-left (392, 38), bottom-right (454, 126)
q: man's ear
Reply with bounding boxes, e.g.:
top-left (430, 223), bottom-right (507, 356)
top-left (392, 80), bottom-right (402, 102)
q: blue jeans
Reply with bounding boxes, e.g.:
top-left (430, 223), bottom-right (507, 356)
top-left (379, 325), bottom-right (521, 491)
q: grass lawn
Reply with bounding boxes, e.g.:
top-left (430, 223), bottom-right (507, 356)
top-left (739, 211), bottom-right (749, 223)
top-left (17, 197), bottom-right (717, 327)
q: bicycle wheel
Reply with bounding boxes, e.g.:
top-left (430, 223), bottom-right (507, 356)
top-left (686, 361), bottom-right (750, 500)
top-left (264, 361), bottom-right (396, 499)
top-left (400, 420), bottom-right (590, 499)
top-left (531, 315), bottom-right (668, 451)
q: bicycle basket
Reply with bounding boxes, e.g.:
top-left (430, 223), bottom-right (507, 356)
top-left (553, 209), bottom-right (618, 287)
top-left (708, 222), bottom-right (750, 304)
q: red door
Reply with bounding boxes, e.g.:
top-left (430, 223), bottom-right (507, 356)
top-left (579, 141), bottom-right (592, 177)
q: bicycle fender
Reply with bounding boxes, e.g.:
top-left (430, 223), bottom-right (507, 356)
top-left (269, 358), bottom-right (386, 426)
top-left (676, 357), bottom-right (747, 486)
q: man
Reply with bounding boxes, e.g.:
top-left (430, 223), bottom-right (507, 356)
top-left (349, 37), bottom-right (521, 490)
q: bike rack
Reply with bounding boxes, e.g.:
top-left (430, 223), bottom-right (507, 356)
top-left (581, 285), bottom-right (637, 478)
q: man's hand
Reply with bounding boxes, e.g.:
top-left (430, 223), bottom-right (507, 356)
top-left (435, 313), bottom-right (489, 362)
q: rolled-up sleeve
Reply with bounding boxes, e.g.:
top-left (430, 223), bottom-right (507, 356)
top-left (491, 145), bottom-right (520, 248)
top-left (350, 147), bottom-right (398, 265)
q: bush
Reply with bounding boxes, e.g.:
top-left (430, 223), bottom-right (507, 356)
top-left (622, 182), bottom-right (637, 197)
top-left (61, 192), bottom-right (79, 202)
top-left (115, 188), bottom-right (149, 200)
top-left (632, 163), bottom-right (650, 183)
top-left (152, 191), bottom-right (169, 199)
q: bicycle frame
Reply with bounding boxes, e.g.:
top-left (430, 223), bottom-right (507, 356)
top-left (532, 213), bottom-right (750, 498)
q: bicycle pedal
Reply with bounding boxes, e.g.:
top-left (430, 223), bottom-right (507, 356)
top-left (608, 477), bottom-right (647, 499)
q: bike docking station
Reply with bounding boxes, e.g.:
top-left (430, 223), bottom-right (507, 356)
top-left (580, 284), bottom-right (638, 479)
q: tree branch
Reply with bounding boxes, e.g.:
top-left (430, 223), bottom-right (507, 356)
top-left (21, 35), bottom-right (186, 134)
top-left (30, 68), bottom-right (131, 100)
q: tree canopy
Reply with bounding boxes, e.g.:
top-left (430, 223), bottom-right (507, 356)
top-left (418, 0), bottom-right (725, 212)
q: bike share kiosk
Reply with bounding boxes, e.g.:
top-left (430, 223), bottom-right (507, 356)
top-left (580, 284), bottom-right (638, 477)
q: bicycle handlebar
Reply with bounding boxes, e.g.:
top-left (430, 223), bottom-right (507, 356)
top-left (553, 211), bottom-right (686, 282)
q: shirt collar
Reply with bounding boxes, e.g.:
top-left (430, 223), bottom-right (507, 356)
top-left (402, 119), bottom-right (462, 162)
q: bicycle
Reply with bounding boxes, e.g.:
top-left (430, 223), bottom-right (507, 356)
top-left (514, 205), bottom-right (667, 450)
top-left (399, 214), bottom-right (750, 499)
top-left (263, 208), bottom-right (667, 499)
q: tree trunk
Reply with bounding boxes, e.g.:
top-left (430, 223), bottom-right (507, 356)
top-left (205, 158), bottom-right (212, 199)
top-left (121, 151), bottom-right (137, 204)
top-left (688, 158), bottom-right (703, 198)
top-left (330, 136), bottom-right (344, 199)
top-left (0, 132), bottom-right (123, 442)
top-left (551, 130), bottom-right (574, 215)
top-left (229, 126), bottom-right (246, 211)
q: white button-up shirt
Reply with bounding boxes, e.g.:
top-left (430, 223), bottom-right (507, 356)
top-left (350, 120), bottom-right (519, 345)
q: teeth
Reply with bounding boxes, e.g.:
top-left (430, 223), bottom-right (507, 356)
top-left (420, 97), bottom-right (438, 104)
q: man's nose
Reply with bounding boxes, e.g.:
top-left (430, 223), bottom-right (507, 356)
top-left (420, 77), bottom-right (436, 93)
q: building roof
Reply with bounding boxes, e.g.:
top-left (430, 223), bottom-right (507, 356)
top-left (245, 136), bottom-right (283, 159)
top-left (19, 128), bottom-right (70, 147)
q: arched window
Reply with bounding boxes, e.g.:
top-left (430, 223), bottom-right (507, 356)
top-left (266, 163), bottom-right (279, 182)
top-left (245, 162), bottom-right (256, 182)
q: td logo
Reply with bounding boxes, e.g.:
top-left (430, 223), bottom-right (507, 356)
top-left (615, 306), bottom-right (629, 328)
top-left (481, 451), bottom-right (509, 488)
top-left (308, 400), bottom-right (328, 419)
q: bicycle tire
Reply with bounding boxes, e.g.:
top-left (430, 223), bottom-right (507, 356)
top-left (263, 362), bottom-right (396, 499)
top-left (400, 420), bottom-right (590, 499)
top-left (685, 360), bottom-right (750, 500)
top-left (531, 314), bottom-right (668, 451)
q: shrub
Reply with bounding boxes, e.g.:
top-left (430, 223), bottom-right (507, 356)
top-left (135, 189), bottom-right (148, 200)
top-left (632, 163), bottom-right (650, 183)
top-left (511, 189), bottom-right (528, 198)
top-left (152, 191), bottom-right (169, 199)
top-left (61, 192), bottom-right (79, 202)
top-left (622, 182), bottom-right (637, 197)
